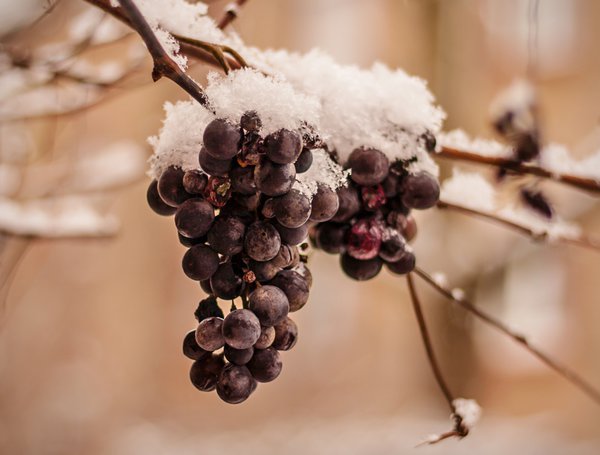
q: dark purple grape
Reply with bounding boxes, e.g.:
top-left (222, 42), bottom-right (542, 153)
top-left (204, 176), bottom-right (232, 208)
top-left (199, 147), bottom-right (231, 177)
top-left (346, 218), bottom-right (382, 260)
top-left (183, 330), bottom-right (209, 360)
top-left (247, 347), bottom-right (282, 383)
top-left (361, 184), bottom-right (387, 211)
top-left (273, 222), bottom-right (308, 246)
top-left (248, 285), bottom-right (289, 326)
top-left (203, 118), bottom-right (241, 160)
top-left (210, 261), bottom-right (243, 300)
top-left (309, 184), bottom-right (339, 222)
top-left (190, 354), bottom-right (224, 391)
top-left (400, 172), bottom-right (440, 210)
top-left (230, 165), bottom-right (257, 195)
top-left (274, 189), bottom-right (311, 228)
top-left (194, 295), bottom-right (223, 321)
top-left (249, 259), bottom-right (282, 282)
top-left (381, 174), bottom-right (400, 198)
top-left (147, 180), bottom-right (177, 216)
top-left (216, 364), bottom-right (257, 404)
top-left (244, 221), bottom-right (281, 262)
top-left (175, 198), bottom-right (215, 238)
top-left (224, 345), bottom-right (254, 366)
top-left (269, 270), bottom-right (309, 312)
top-left (254, 158), bottom-right (296, 197)
top-left (315, 223), bottom-right (347, 254)
top-left (157, 166), bottom-right (190, 207)
top-left (331, 185), bottom-right (361, 222)
top-left (178, 233), bottom-right (206, 247)
top-left (195, 317), bottom-right (225, 351)
top-left (182, 244), bottom-right (219, 281)
top-left (340, 254), bottom-right (382, 281)
top-left (387, 211), bottom-right (417, 242)
top-left (293, 263), bottom-right (312, 288)
top-left (347, 147), bottom-right (389, 186)
top-left (265, 129), bottom-right (303, 164)
top-left (386, 250), bottom-right (416, 275)
top-left (295, 148), bottom-right (313, 173)
top-left (199, 279), bottom-right (213, 296)
top-left (272, 317), bottom-right (298, 351)
top-left (222, 309), bottom-right (261, 350)
top-left (271, 244), bottom-right (299, 270)
top-left (207, 216), bottom-right (245, 255)
top-left (182, 169), bottom-right (208, 194)
top-left (254, 325), bottom-right (275, 349)
top-left (379, 230), bottom-right (407, 263)
top-left (261, 198), bottom-right (276, 219)
top-left (240, 111), bottom-right (262, 132)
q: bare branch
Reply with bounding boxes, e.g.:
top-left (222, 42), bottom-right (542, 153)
top-left (438, 145), bottom-right (600, 194)
top-left (406, 273), bottom-right (468, 442)
top-left (217, 0), bottom-right (249, 30)
top-left (116, 0), bottom-right (211, 107)
top-left (437, 200), bottom-right (600, 253)
top-left (414, 267), bottom-right (600, 405)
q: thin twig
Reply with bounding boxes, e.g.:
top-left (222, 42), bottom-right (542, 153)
top-left (406, 273), bottom-right (468, 442)
top-left (217, 0), bottom-right (249, 30)
top-left (438, 145), bottom-right (600, 194)
top-left (437, 200), bottom-right (600, 253)
top-left (116, 0), bottom-right (211, 107)
top-left (414, 267), bottom-right (600, 405)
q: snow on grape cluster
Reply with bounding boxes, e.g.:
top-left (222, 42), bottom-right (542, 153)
top-left (147, 61), bottom-right (443, 402)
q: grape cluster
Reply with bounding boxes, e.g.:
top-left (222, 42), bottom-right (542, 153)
top-left (147, 112), bottom-right (336, 403)
top-left (311, 140), bottom-right (439, 281)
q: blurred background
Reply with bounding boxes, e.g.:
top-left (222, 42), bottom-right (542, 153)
top-left (1, 0), bottom-right (600, 453)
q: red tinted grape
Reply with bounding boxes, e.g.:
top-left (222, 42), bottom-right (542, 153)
top-left (346, 218), bottom-right (382, 260)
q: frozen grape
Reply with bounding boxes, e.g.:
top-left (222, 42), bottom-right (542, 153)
top-left (265, 129), bottom-right (303, 164)
top-left (203, 118), bottom-right (241, 160)
top-left (240, 111), bottom-right (262, 132)
top-left (207, 216), bottom-right (246, 255)
top-left (244, 221), bottom-right (281, 262)
top-left (210, 261), bottom-right (243, 300)
top-left (379, 230), bottom-right (407, 263)
top-left (387, 211), bottom-right (418, 242)
top-left (175, 198), bottom-right (215, 238)
top-left (182, 169), bottom-right (208, 194)
top-left (222, 309), bottom-right (261, 350)
top-left (315, 222), bottom-right (347, 254)
top-left (270, 270), bottom-right (309, 312)
top-left (147, 180), bottom-right (177, 216)
top-left (183, 330), bottom-right (209, 360)
top-left (254, 158), bottom-right (296, 197)
top-left (204, 176), bottom-right (232, 208)
top-left (195, 317), bottom-right (225, 351)
top-left (274, 189), bottom-right (311, 228)
top-left (386, 250), bottom-right (416, 275)
top-left (273, 222), bottom-right (308, 246)
top-left (199, 147), bottom-right (231, 177)
top-left (224, 345), bottom-right (254, 366)
top-left (347, 147), bottom-right (389, 186)
top-left (216, 364), bottom-right (257, 404)
top-left (189, 354), bottom-right (224, 392)
top-left (331, 186), bottom-right (361, 222)
top-left (248, 285), bottom-right (289, 326)
top-left (247, 347), bottom-right (282, 383)
top-left (361, 184), bottom-right (387, 211)
top-left (400, 172), bottom-right (440, 210)
top-left (158, 166), bottom-right (190, 207)
top-left (309, 184), bottom-right (339, 222)
top-left (346, 218), bottom-right (382, 260)
top-left (272, 317), bottom-right (298, 351)
top-left (340, 254), bottom-right (382, 281)
top-left (254, 325), bottom-right (275, 349)
top-left (295, 147), bottom-right (313, 173)
top-left (182, 244), bottom-right (219, 281)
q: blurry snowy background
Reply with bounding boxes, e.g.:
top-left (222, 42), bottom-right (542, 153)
top-left (1, 0), bottom-right (600, 453)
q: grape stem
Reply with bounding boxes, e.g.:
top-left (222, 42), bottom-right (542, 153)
top-left (406, 273), bottom-right (468, 443)
top-left (217, 0), bottom-right (249, 30)
top-left (413, 267), bottom-right (600, 406)
top-left (115, 0), bottom-right (211, 107)
top-left (437, 200), bottom-right (600, 253)
top-left (438, 145), bottom-right (600, 194)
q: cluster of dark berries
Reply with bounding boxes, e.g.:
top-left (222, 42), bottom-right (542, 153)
top-left (311, 145), bottom-right (440, 280)
top-left (146, 111), bottom-right (338, 403)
